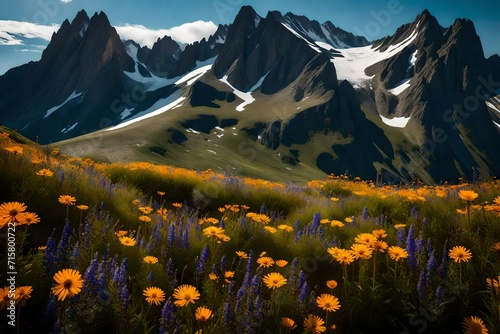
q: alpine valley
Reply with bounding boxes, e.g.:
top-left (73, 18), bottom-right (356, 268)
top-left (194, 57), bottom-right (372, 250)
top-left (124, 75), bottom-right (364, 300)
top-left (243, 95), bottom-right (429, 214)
top-left (1, 6), bottom-right (500, 184)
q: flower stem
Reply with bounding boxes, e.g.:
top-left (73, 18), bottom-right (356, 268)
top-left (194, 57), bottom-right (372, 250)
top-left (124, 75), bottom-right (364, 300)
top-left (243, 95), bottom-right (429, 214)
top-left (459, 263), bottom-right (462, 289)
top-left (466, 201), bottom-right (471, 234)
top-left (372, 252), bottom-right (377, 289)
top-left (343, 265), bottom-right (348, 296)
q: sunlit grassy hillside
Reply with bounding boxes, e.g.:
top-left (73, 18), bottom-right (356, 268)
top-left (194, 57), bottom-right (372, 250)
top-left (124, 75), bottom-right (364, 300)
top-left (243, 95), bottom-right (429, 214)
top-left (1, 126), bottom-right (500, 333)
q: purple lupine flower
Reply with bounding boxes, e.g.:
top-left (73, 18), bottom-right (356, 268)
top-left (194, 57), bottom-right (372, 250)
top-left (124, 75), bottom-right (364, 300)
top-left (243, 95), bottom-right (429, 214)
top-left (396, 227), bottom-right (406, 247)
top-left (44, 230), bottom-right (58, 274)
top-left (195, 245), bottom-right (209, 277)
top-left (298, 270), bottom-right (306, 291)
top-left (220, 218), bottom-right (226, 229)
top-left (290, 257), bottom-right (299, 273)
top-left (228, 280), bottom-right (236, 297)
top-left (318, 226), bottom-right (324, 240)
top-left (102, 244), bottom-right (109, 264)
top-left (437, 240), bottom-right (448, 279)
top-left (168, 224), bottom-right (175, 246)
top-left (250, 274), bottom-right (260, 295)
top-left (423, 217), bottom-right (429, 228)
top-left (223, 301), bottom-right (233, 328)
top-left (139, 237), bottom-right (146, 249)
top-left (119, 285), bottom-right (129, 310)
top-left (240, 216), bottom-right (247, 229)
top-left (405, 224), bottom-right (418, 269)
top-left (379, 214), bottom-right (385, 225)
top-left (415, 233), bottom-right (424, 257)
top-left (57, 170), bottom-right (64, 186)
top-left (246, 250), bottom-right (254, 274)
top-left (244, 297), bottom-right (254, 333)
top-left (108, 255), bottom-right (118, 276)
top-left (259, 203), bottom-right (266, 214)
top-left (150, 225), bottom-right (161, 247)
top-left (97, 272), bottom-right (108, 301)
top-left (242, 271), bottom-right (251, 289)
top-left (294, 219), bottom-right (300, 232)
top-left (166, 258), bottom-right (174, 276)
top-left (56, 219), bottom-right (72, 263)
top-left (113, 262), bottom-right (127, 289)
top-left (44, 295), bottom-right (56, 320)
top-left (361, 207), bottom-right (370, 220)
top-left (426, 248), bottom-right (437, 283)
top-left (211, 264), bottom-right (219, 277)
top-left (298, 282), bottom-right (309, 306)
top-left (182, 228), bottom-right (189, 249)
top-left (148, 271), bottom-right (154, 282)
top-left (161, 245), bottom-right (168, 260)
top-left (82, 217), bottom-right (92, 246)
top-left (295, 229), bottom-right (302, 243)
top-left (308, 290), bottom-right (317, 310)
top-left (411, 207), bottom-right (419, 220)
top-left (253, 295), bottom-right (263, 326)
top-left (220, 255), bottom-right (227, 273)
top-left (97, 260), bottom-right (108, 291)
top-left (71, 242), bottom-right (79, 269)
top-left (311, 212), bottom-right (321, 231)
top-left (170, 270), bottom-right (178, 289)
top-left (121, 257), bottom-right (128, 271)
top-left (160, 297), bottom-right (176, 328)
top-left (417, 270), bottom-right (426, 300)
top-left (82, 256), bottom-right (99, 295)
top-left (435, 285), bottom-right (443, 301)
top-left (235, 286), bottom-right (247, 313)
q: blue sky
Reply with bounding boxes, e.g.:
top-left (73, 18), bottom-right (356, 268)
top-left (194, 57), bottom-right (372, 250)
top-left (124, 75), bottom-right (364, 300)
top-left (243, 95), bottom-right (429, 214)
top-left (1, 0), bottom-right (499, 74)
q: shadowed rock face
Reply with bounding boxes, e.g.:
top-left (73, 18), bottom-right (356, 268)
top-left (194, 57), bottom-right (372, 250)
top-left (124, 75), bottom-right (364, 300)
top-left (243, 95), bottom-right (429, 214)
top-left (213, 8), bottom-right (344, 95)
top-left (0, 10), bottom-right (134, 142)
top-left (189, 81), bottom-right (236, 108)
top-left (138, 36), bottom-right (182, 77)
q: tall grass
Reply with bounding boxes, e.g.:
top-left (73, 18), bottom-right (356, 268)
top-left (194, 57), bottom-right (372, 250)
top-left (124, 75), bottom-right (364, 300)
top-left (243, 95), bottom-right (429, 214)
top-left (1, 129), bottom-right (500, 333)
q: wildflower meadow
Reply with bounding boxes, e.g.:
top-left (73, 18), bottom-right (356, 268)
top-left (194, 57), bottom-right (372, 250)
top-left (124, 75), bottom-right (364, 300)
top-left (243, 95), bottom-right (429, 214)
top-left (1, 127), bottom-right (500, 333)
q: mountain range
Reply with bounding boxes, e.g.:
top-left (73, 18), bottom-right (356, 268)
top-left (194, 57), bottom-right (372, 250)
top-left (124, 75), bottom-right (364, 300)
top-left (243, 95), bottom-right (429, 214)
top-left (1, 6), bottom-right (499, 184)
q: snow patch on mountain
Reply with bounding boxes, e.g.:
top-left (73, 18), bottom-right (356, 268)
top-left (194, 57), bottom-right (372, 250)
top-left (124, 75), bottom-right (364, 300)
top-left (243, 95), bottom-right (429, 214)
top-left (120, 108), bottom-right (133, 120)
top-left (106, 94), bottom-right (185, 131)
top-left (314, 41), bottom-right (334, 51)
top-left (175, 64), bottom-right (212, 86)
top-left (389, 78), bottom-right (412, 95)
top-left (380, 115), bottom-right (411, 128)
top-left (220, 76), bottom-right (255, 111)
top-left (280, 23), bottom-right (321, 53)
top-left (186, 128), bottom-right (200, 134)
top-left (486, 101), bottom-right (500, 115)
top-left (44, 91), bottom-right (83, 118)
top-left (330, 27), bottom-right (418, 86)
top-left (125, 44), bottom-right (215, 90)
top-left (250, 71), bottom-right (269, 91)
top-left (61, 122), bottom-right (78, 133)
top-left (410, 50), bottom-right (418, 65)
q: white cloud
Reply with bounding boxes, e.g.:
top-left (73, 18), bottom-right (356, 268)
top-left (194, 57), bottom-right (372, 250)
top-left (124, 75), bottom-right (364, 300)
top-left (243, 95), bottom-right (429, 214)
top-left (0, 20), bottom-right (59, 45)
top-left (0, 19), bottom-right (217, 50)
top-left (18, 49), bottom-right (43, 53)
top-left (115, 20), bottom-right (217, 47)
top-left (61, 0), bottom-right (73, 3)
